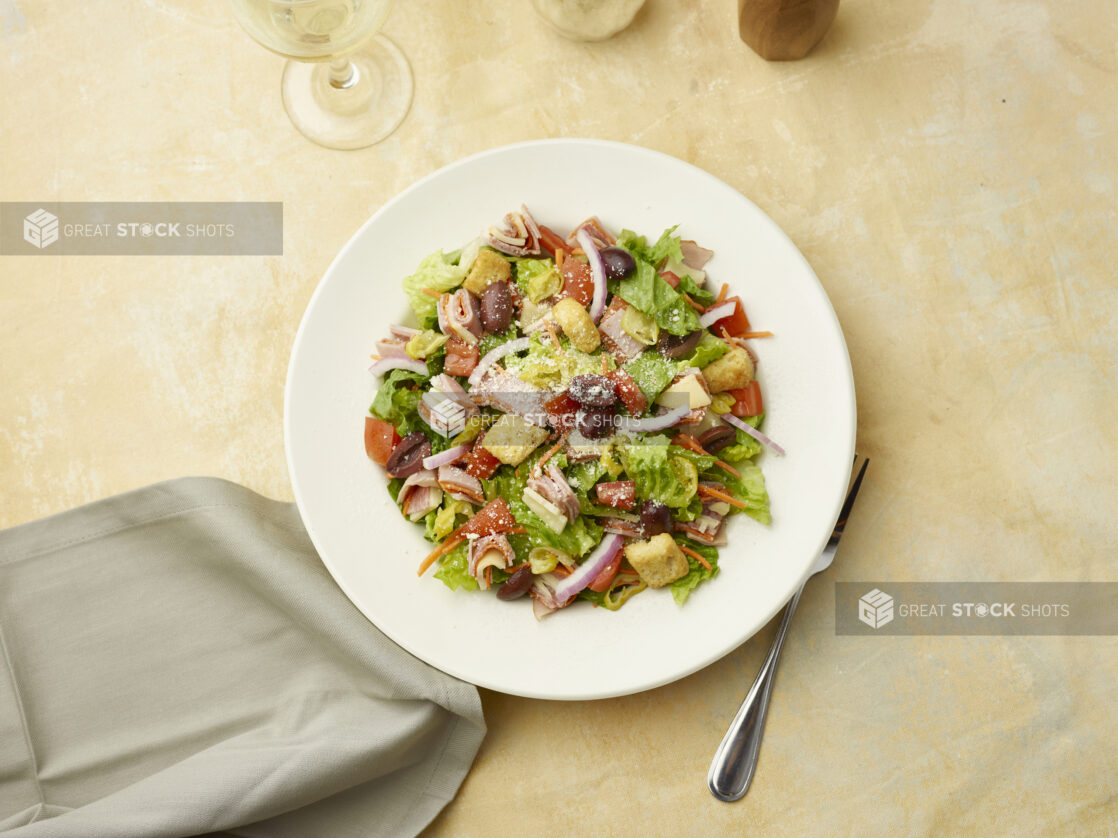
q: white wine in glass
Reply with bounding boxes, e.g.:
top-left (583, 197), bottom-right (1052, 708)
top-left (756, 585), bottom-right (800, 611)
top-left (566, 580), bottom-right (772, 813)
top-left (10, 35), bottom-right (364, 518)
top-left (231, 0), bottom-right (413, 149)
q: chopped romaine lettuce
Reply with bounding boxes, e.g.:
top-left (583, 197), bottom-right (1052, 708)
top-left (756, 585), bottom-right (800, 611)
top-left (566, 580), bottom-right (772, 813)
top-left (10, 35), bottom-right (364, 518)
top-left (670, 538), bottom-right (719, 604)
top-left (684, 333), bottom-right (729, 368)
top-left (402, 250), bottom-right (466, 328)
top-left (719, 414), bottom-right (765, 463)
top-left (608, 259), bottom-right (701, 336)
top-left (622, 351), bottom-right (679, 403)
top-left (434, 541), bottom-right (478, 591)
top-left (676, 274), bottom-right (715, 306)
top-left (370, 370), bottom-right (426, 436)
top-left (515, 258), bottom-right (562, 303)
top-left (617, 226), bottom-right (685, 268)
top-left (715, 463), bottom-right (771, 524)
top-left (618, 438), bottom-right (697, 508)
top-left (504, 332), bottom-right (607, 390)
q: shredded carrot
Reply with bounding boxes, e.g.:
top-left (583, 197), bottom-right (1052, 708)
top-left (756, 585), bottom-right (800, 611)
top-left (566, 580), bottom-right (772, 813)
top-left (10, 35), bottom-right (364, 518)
top-left (417, 536), bottom-right (464, 577)
top-left (602, 354), bottom-right (610, 373)
top-left (506, 562), bottom-right (530, 574)
top-left (735, 331), bottom-right (774, 340)
top-left (713, 459), bottom-right (740, 478)
top-left (545, 321), bottom-right (563, 351)
top-left (679, 544), bottom-right (712, 571)
top-left (571, 247), bottom-right (585, 257)
top-left (555, 248), bottom-right (565, 271)
top-left (420, 287), bottom-right (442, 298)
top-left (720, 327), bottom-right (732, 341)
top-left (697, 484), bottom-right (748, 510)
top-left (485, 566), bottom-right (493, 587)
top-left (682, 293), bottom-right (705, 312)
top-left (716, 283), bottom-right (729, 305)
top-left (534, 434), bottom-right (567, 475)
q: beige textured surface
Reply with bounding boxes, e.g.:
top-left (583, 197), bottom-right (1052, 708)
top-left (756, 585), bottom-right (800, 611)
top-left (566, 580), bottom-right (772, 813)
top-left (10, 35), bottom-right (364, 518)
top-left (1, 0), bottom-right (1116, 835)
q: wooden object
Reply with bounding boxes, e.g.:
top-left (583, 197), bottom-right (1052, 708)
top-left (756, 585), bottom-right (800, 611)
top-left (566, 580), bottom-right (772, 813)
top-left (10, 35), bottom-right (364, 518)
top-left (738, 0), bottom-right (839, 60)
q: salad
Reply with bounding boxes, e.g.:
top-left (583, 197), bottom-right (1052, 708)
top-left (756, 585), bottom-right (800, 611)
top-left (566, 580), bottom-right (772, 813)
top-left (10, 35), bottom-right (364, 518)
top-left (364, 206), bottom-right (782, 618)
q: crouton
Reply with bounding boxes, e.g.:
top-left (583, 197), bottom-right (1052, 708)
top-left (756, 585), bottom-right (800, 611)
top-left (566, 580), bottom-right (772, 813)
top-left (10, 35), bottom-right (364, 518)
top-left (552, 297), bottom-right (601, 353)
top-left (701, 346), bottom-right (755, 394)
top-left (624, 533), bottom-right (689, 588)
top-left (463, 248), bottom-right (511, 296)
top-left (481, 414), bottom-right (550, 466)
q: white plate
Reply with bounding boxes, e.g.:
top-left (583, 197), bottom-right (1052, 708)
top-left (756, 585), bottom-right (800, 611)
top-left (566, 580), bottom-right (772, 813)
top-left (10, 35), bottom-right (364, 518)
top-left (285, 139), bottom-right (855, 700)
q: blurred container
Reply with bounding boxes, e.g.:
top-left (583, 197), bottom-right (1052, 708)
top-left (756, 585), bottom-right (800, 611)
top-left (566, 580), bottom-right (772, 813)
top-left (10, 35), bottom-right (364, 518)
top-left (738, 0), bottom-right (839, 60)
top-left (530, 0), bottom-right (647, 42)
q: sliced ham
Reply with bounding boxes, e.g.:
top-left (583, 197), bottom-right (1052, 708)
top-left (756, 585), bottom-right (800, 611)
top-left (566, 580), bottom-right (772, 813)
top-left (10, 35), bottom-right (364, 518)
top-left (597, 305), bottom-right (645, 363)
top-left (468, 533), bottom-right (516, 589)
top-left (437, 289), bottom-right (482, 344)
top-left (437, 465), bottom-right (485, 505)
top-left (375, 338), bottom-right (409, 358)
top-left (675, 486), bottom-right (729, 545)
top-left (486, 205), bottom-right (542, 257)
top-left (564, 217), bottom-right (614, 250)
top-left (397, 470), bottom-right (443, 521)
top-left (468, 365), bottom-right (549, 426)
top-left (527, 463), bottom-right (579, 522)
top-left (680, 240), bottom-right (714, 270)
top-left (600, 518), bottom-right (644, 538)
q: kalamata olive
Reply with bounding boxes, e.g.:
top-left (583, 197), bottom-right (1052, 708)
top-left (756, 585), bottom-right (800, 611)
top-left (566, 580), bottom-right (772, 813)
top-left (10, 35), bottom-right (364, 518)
top-left (576, 406), bottom-right (615, 439)
top-left (599, 246), bottom-right (636, 281)
top-left (568, 373), bottom-right (617, 408)
top-left (658, 329), bottom-right (703, 359)
top-left (385, 432), bottom-right (431, 478)
top-left (497, 565), bottom-right (534, 601)
top-left (698, 425), bottom-right (737, 454)
top-left (480, 281), bottom-right (513, 333)
top-left (639, 500), bottom-right (674, 537)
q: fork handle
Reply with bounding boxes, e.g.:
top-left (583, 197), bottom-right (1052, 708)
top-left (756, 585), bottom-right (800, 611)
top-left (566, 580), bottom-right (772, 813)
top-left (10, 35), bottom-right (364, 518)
top-left (707, 583), bottom-right (805, 802)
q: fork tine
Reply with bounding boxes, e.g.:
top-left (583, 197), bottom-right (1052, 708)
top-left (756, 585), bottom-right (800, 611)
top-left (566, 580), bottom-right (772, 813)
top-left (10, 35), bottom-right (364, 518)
top-left (835, 455), bottom-right (869, 530)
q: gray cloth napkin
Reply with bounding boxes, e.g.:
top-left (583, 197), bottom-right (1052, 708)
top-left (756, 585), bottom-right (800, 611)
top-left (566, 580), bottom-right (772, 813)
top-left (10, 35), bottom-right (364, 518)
top-left (0, 477), bottom-right (485, 838)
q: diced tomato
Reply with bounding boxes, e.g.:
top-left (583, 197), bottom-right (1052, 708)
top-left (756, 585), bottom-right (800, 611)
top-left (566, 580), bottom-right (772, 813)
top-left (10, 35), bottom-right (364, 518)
top-left (464, 444), bottom-right (501, 480)
top-left (544, 392), bottom-right (580, 431)
top-left (444, 336), bottom-right (479, 376)
top-left (660, 270), bottom-right (681, 289)
top-left (451, 498), bottom-right (517, 538)
top-left (608, 369), bottom-right (648, 417)
top-left (537, 225), bottom-right (568, 256)
top-left (364, 417), bottom-right (399, 466)
top-left (728, 381), bottom-right (763, 417)
top-left (588, 550), bottom-right (623, 593)
top-left (710, 297), bottom-right (751, 336)
top-left (595, 481), bottom-right (635, 511)
top-left (558, 258), bottom-right (594, 307)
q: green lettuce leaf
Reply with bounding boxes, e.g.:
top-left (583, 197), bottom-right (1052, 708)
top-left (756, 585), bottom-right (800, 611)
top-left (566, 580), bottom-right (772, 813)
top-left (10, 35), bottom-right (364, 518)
top-left (617, 226), bottom-right (685, 268)
top-left (677, 274), bottom-right (715, 306)
top-left (622, 351), bottom-right (679, 403)
top-left (504, 332), bottom-right (607, 390)
top-left (434, 542), bottom-right (478, 591)
top-left (719, 415), bottom-right (764, 463)
top-left (369, 370), bottom-right (426, 436)
top-left (670, 538), bottom-right (719, 604)
top-left (402, 250), bottom-right (466, 328)
top-left (618, 439), bottom-right (697, 508)
top-left (608, 259), bottom-right (701, 336)
top-left (479, 326), bottom-right (519, 357)
top-left (684, 333), bottom-right (729, 368)
top-left (715, 462), bottom-right (771, 524)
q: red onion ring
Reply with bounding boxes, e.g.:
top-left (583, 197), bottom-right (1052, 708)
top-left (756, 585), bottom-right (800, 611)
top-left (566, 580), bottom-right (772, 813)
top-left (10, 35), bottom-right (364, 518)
top-left (551, 533), bottom-right (624, 606)
top-left (577, 228), bottom-right (608, 324)
top-left (369, 356), bottom-right (428, 377)
top-left (722, 412), bottom-right (785, 456)
top-left (421, 444), bottom-right (469, 470)
top-left (614, 404), bottom-right (690, 434)
top-left (698, 301), bottom-right (736, 329)
top-left (467, 336), bottom-right (531, 386)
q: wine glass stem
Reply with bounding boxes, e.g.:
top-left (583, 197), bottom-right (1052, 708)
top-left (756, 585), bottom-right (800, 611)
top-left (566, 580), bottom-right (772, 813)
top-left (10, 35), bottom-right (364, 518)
top-left (329, 57), bottom-right (358, 89)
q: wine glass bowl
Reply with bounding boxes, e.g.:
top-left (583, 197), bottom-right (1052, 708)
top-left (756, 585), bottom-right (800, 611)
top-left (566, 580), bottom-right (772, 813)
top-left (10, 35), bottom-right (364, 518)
top-left (231, 0), bottom-right (413, 149)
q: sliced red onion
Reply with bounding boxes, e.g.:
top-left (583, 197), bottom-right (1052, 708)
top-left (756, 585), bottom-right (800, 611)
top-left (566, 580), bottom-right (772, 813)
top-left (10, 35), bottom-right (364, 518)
top-left (577, 228), bottom-right (608, 323)
top-left (614, 404), bottom-right (691, 434)
top-left (370, 356), bottom-right (428, 377)
top-left (422, 444), bottom-right (468, 470)
top-left (467, 336), bottom-right (531, 386)
top-left (551, 533), bottom-right (624, 606)
top-left (722, 412), bottom-right (785, 456)
top-left (699, 301), bottom-right (736, 329)
top-left (389, 324), bottom-right (419, 339)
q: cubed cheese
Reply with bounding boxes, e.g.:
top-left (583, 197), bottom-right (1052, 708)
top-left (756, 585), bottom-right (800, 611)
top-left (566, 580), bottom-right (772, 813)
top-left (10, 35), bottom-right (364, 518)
top-left (481, 414), bottom-right (550, 466)
top-left (523, 487), bottom-right (568, 534)
top-left (655, 373), bottom-right (712, 410)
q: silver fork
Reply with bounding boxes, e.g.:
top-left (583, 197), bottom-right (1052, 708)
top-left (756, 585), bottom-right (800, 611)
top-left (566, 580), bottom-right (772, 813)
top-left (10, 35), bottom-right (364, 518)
top-left (708, 455), bottom-right (869, 802)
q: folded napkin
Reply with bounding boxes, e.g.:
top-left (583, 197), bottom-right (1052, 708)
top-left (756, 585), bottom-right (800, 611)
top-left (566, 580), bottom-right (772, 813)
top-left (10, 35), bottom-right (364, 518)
top-left (0, 477), bottom-right (485, 838)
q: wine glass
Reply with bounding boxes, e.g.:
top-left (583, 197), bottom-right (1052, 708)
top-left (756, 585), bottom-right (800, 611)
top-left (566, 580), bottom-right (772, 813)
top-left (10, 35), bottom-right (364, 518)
top-left (231, 0), bottom-right (413, 149)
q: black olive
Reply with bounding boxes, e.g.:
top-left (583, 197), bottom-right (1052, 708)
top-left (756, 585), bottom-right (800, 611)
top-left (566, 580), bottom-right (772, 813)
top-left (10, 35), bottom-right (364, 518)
top-left (385, 432), bottom-right (431, 478)
top-left (576, 406), bottom-right (615, 439)
top-left (658, 329), bottom-right (703, 359)
top-left (568, 374), bottom-right (617, 408)
top-left (639, 500), bottom-right (674, 537)
top-left (480, 281), bottom-right (513, 333)
top-left (599, 247), bottom-right (637, 281)
top-left (497, 565), bottom-right (534, 601)
top-left (698, 425), bottom-right (737, 454)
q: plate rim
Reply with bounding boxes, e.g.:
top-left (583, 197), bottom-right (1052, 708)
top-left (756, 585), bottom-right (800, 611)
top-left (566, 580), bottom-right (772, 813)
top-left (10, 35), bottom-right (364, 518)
top-left (284, 138), bottom-right (857, 700)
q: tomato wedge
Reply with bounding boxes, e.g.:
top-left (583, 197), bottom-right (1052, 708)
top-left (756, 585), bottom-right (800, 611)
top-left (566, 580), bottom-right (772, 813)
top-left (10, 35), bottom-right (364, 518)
top-left (544, 392), bottom-right (580, 432)
top-left (710, 297), bottom-right (751, 336)
top-left (464, 444), bottom-right (501, 480)
top-left (588, 549), bottom-right (623, 593)
top-left (364, 417), bottom-right (399, 466)
top-left (595, 481), bottom-right (636, 510)
top-left (728, 381), bottom-right (763, 417)
top-left (660, 270), bottom-right (681, 289)
top-left (558, 258), bottom-right (594, 307)
top-left (608, 369), bottom-right (648, 417)
top-left (443, 336), bottom-right (479, 376)
top-left (537, 224), bottom-right (568, 256)
top-left (451, 498), bottom-right (517, 538)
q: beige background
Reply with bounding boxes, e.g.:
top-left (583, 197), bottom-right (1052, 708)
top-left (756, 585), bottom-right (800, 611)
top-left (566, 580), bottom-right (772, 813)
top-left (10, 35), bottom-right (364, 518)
top-left (2, 0), bottom-right (1116, 835)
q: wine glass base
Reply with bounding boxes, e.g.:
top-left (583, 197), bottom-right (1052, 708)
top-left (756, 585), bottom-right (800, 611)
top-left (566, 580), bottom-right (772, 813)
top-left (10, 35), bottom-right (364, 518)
top-left (281, 35), bottom-right (413, 150)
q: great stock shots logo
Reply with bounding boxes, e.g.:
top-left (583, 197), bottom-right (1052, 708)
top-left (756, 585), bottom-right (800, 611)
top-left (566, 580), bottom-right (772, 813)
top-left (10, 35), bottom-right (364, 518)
top-left (858, 588), bottom-right (895, 629)
top-left (23, 209), bottom-right (59, 248)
